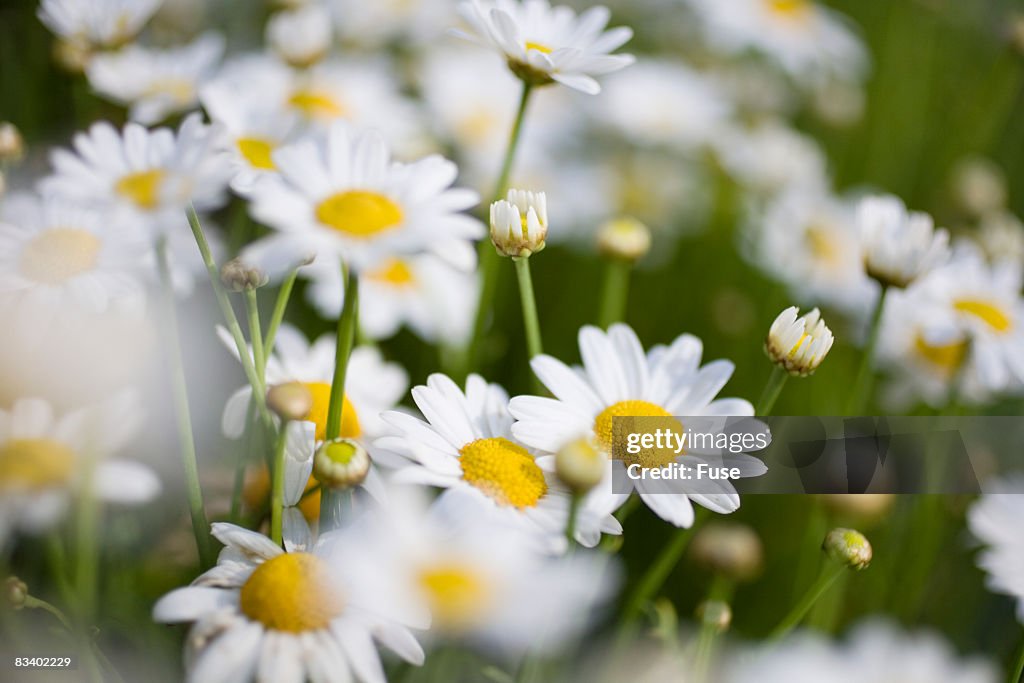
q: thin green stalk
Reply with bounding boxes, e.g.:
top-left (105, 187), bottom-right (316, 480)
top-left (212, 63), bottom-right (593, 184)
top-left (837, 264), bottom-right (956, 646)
top-left (466, 82), bottom-right (535, 373)
top-left (22, 595), bottom-right (73, 632)
top-left (270, 419), bottom-right (290, 547)
top-left (848, 286), bottom-right (888, 414)
top-left (263, 267), bottom-right (299, 360)
top-left (623, 519), bottom-right (702, 623)
top-left (229, 400), bottom-right (258, 524)
top-left (565, 494), bottom-right (581, 546)
top-left (770, 562), bottom-right (845, 640)
top-left (1009, 635), bottom-right (1024, 683)
top-left (513, 257), bottom-right (544, 361)
top-left (693, 576), bottom-right (735, 682)
top-left (157, 238), bottom-right (213, 568)
top-left (185, 205), bottom-right (270, 425)
top-left (598, 259), bottom-right (631, 328)
top-left (756, 366), bottom-right (789, 416)
top-left (244, 288), bottom-right (266, 382)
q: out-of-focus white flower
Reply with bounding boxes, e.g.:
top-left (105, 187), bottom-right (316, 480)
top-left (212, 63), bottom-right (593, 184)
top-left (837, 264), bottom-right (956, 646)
top-left (509, 324), bottom-right (766, 528)
top-left (969, 478), bottom-right (1024, 623)
top-left (243, 122), bottom-right (482, 275)
top-left (766, 306), bottom-right (834, 376)
top-left (327, 0), bottom-right (455, 47)
top-left (595, 59), bottom-right (732, 150)
top-left (490, 188), bottom-right (548, 258)
top-left (267, 3), bottom-right (333, 68)
top-left (38, 0), bottom-right (163, 49)
top-left (86, 33), bottom-right (223, 125)
top-left (857, 194), bottom-right (949, 288)
top-left (597, 216), bottom-right (651, 262)
top-left (715, 121), bottom-right (829, 196)
top-left (0, 394), bottom-right (159, 547)
top-left (373, 374), bottom-right (623, 551)
top-left (951, 157), bottom-right (1007, 219)
top-left (684, 0), bottom-right (868, 88)
top-left (153, 522), bottom-right (427, 682)
top-left (452, 0), bottom-right (635, 94)
top-left (0, 192), bottom-right (151, 313)
top-left (39, 114), bottom-right (232, 237)
top-left (977, 211), bottom-right (1024, 266)
top-left (0, 122), bottom-right (25, 165)
top-left (303, 254), bottom-right (479, 346)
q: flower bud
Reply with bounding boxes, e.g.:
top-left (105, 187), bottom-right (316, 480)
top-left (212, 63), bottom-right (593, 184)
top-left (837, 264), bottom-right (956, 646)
top-left (267, 5), bottom-right (332, 69)
top-left (691, 521), bottom-right (764, 582)
top-left (220, 258), bottom-right (268, 291)
top-left (951, 158), bottom-right (1006, 218)
top-left (555, 437), bottom-right (606, 494)
top-left (597, 216), bottom-right (651, 263)
top-left (819, 494), bottom-right (894, 522)
top-left (266, 382), bottom-right (313, 423)
top-left (857, 194), bottom-right (949, 288)
top-left (766, 306), bottom-right (834, 376)
top-left (0, 122), bottom-right (24, 166)
top-left (490, 189), bottom-right (548, 258)
top-left (823, 528), bottom-right (872, 570)
top-left (314, 438), bottom-right (369, 490)
top-left (695, 600), bottom-right (732, 633)
top-left (5, 577), bottom-right (27, 609)
top-left (53, 38), bottom-right (93, 74)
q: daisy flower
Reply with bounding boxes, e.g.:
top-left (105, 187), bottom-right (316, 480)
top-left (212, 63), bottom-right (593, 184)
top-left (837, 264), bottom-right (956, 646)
top-left (373, 373), bottom-right (623, 549)
top-left (266, 3), bottom-right (333, 68)
top-left (0, 394), bottom-right (160, 547)
top-left (302, 253), bottom-right (479, 345)
top-left (327, 0), bottom-right (455, 47)
top-left (714, 120), bottom-right (829, 196)
top-left (331, 485), bottom-right (619, 656)
top-left (452, 0), bottom-right (635, 94)
top-left (0, 191), bottom-right (151, 313)
top-left (39, 114), bottom-right (232, 238)
top-left (86, 33), bottom-right (223, 125)
top-left (242, 122), bottom-right (482, 275)
top-left (857, 194), bottom-right (950, 289)
top-left (153, 522), bottom-right (427, 683)
top-left (968, 479), bottom-right (1024, 623)
top-left (509, 324), bottom-right (766, 528)
top-left (38, 0), bottom-right (163, 50)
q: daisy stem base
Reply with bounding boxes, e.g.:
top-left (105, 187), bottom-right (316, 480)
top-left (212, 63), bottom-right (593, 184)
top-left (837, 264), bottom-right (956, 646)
top-left (513, 257), bottom-right (544, 383)
top-left (597, 258), bottom-right (631, 328)
top-left (769, 561), bottom-right (844, 640)
top-left (244, 288), bottom-right (266, 383)
top-left (848, 285), bottom-right (888, 414)
top-left (270, 419), bottom-right (289, 547)
top-left (755, 366), bottom-right (789, 416)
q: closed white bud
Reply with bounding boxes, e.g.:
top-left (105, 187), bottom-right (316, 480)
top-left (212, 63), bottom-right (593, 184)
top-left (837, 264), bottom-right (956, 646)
top-left (597, 216), bottom-right (651, 262)
top-left (267, 5), bottom-right (332, 69)
top-left (696, 600), bottom-right (732, 633)
top-left (691, 521), bottom-right (764, 581)
top-left (766, 306), bottom-right (834, 376)
top-left (823, 528), bottom-right (873, 570)
top-left (0, 122), bottom-right (24, 165)
top-left (490, 189), bottom-right (548, 258)
top-left (555, 437), bottom-right (606, 494)
top-left (858, 194), bottom-right (949, 288)
top-left (314, 438), bottom-right (369, 490)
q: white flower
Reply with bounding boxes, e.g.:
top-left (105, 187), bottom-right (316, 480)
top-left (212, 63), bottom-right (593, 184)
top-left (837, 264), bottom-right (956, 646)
top-left (327, 0), bottom-right (455, 47)
top-left (714, 121), bottom-right (829, 196)
top-left (509, 324), bottom-right (766, 528)
top-left (267, 4), bottom-right (333, 68)
top-left (0, 394), bottom-right (160, 547)
top-left (857, 194), bottom-right (950, 288)
top-left (303, 254), bottom-right (479, 345)
top-left (39, 114), bottom-right (232, 237)
top-left (969, 479), bottom-right (1024, 623)
top-left (490, 188), bottom-right (548, 257)
top-left (242, 122), bottom-right (482, 275)
top-left (684, 0), bottom-right (868, 88)
top-left (38, 0), bottom-right (162, 48)
top-left (86, 33), bottom-right (223, 125)
top-left (373, 373), bottom-right (623, 550)
top-left (153, 522), bottom-right (426, 683)
top-left (766, 306), bottom-right (834, 376)
top-left (0, 191), bottom-right (150, 313)
top-left (331, 486), bottom-right (619, 656)
top-left (452, 0), bottom-right (635, 94)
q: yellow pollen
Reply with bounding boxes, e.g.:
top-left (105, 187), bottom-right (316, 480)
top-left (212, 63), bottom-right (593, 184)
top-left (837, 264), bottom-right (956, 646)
top-left (767, 0), bottom-right (810, 17)
top-left (289, 89), bottom-right (346, 120)
top-left (366, 258), bottom-right (415, 287)
top-left (0, 438), bottom-right (76, 489)
top-left (315, 191), bottom-right (404, 239)
top-left (115, 169), bottom-right (165, 210)
top-left (303, 382), bottom-right (360, 442)
top-left (954, 299), bottom-right (1012, 333)
top-left (458, 437), bottom-right (547, 508)
top-left (19, 229), bottom-right (101, 285)
top-left (237, 137), bottom-right (277, 170)
top-left (418, 564), bottom-right (489, 630)
top-left (594, 400), bottom-right (682, 470)
top-left (914, 333), bottom-right (967, 375)
top-left (525, 41), bottom-right (552, 54)
top-left (239, 553), bottom-right (344, 632)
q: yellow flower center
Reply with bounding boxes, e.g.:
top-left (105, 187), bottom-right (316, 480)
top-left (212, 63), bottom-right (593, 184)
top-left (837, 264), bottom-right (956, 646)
top-left (766, 0), bottom-right (810, 18)
top-left (805, 225), bottom-right (841, 264)
top-left (458, 437), bottom-right (547, 508)
top-left (289, 89), bottom-right (346, 120)
top-left (237, 137), bottom-right (277, 170)
top-left (594, 400), bottom-right (682, 470)
top-left (115, 169), bottom-right (165, 210)
top-left (239, 552), bottom-right (344, 633)
top-left (418, 563), bottom-right (489, 630)
top-left (525, 41), bottom-right (552, 54)
top-left (19, 229), bottom-right (101, 285)
top-left (954, 298), bottom-right (1012, 333)
top-left (243, 466), bottom-right (323, 522)
top-left (914, 332), bottom-right (967, 375)
top-left (315, 191), bottom-right (404, 239)
top-left (366, 258), bottom-right (415, 287)
top-left (0, 438), bottom-right (76, 489)
top-left (458, 109), bottom-right (499, 143)
top-left (303, 382), bottom-right (360, 442)
top-left (144, 77), bottom-right (194, 105)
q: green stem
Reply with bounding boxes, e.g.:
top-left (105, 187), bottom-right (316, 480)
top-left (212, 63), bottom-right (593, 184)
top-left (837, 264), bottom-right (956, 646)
top-left (263, 267), bottom-right (299, 360)
top-left (325, 267), bottom-right (359, 441)
top-left (244, 288), bottom-right (266, 383)
top-left (156, 238), bottom-right (213, 568)
top-left (270, 420), bottom-right (290, 547)
top-left (229, 400), bottom-right (258, 524)
top-left (770, 562), bottom-right (845, 640)
top-left (756, 366), bottom-right (789, 416)
top-left (565, 494), bottom-right (581, 546)
top-left (513, 257), bottom-right (544, 361)
top-left (693, 576), bottom-right (734, 682)
top-left (848, 286), bottom-right (888, 414)
top-left (1009, 635), bottom-right (1024, 683)
top-left (623, 519), bottom-right (701, 623)
top-left (598, 259), bottom-right (631, 328)
top-left (22, 595), bottom-right (73, 632)
top-left (466, 82), bottom-right (535, 373)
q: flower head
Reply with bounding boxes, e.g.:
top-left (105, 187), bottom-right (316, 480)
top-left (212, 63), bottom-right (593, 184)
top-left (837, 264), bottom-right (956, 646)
top-left (858, 194), bottom-right (949, 288)
top-left (490, 188), bottom-right (548, 258)
top-left (823, 527), bottom-right (872, 570)
top-left (766, 306), bottom-right (834, 376)
top-left (969, 478), bottom-right (1024, 622)
top-left (597, 216), bottom-right (651, 262)
top-left (0, 122), bottom-right (24, 165)
top-left (38, 0), bottom-right (162, 50)
top-left (267, 4), bottom-right (333, 68)
top-left (314, 438), bottom-right (370, 490)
